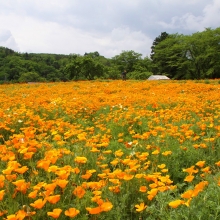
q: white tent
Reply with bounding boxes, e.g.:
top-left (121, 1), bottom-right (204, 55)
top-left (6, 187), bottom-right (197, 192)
top-left (148, 75), bottom-right (170, 80)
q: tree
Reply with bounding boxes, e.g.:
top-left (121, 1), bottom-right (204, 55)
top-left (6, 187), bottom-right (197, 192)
top-left (112, 50), bottom-right (143, 73)
top-left (184, 28), bottom-right (220, 79)
top-left (152, 27), bottom-right (220, 79)
top-left (18, 72), bottom-right (45, 82)
top-left (150, 32), bottom-right (169, 60)
top-left (80, 56), bottom-right (104, 80)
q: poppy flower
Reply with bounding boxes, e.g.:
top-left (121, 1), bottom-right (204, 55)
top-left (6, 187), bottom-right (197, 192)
top-left (56, 179), bottom-right (69, 189)
top-left (184, 175), bottom-right (194, 182)
top-left (0, 190), bottom-right (5, 201)
top-left (30, 199), bottom-right (47, 209)
top-left (169, 200), bottom-right (183, 208)
top-left (46, 195), bottom-right (61, 204)
top-left (86, 207), bottom-right (102, 215)
top-left (47, 208), bottom-right (62, 219)
top-left (73, 186), bottom-right (86, 199)
top-left (100, 201), bottom-right (113, 212)
top-left (195, 161), bottom-right (206, 168)
top-left (74, 156), bottom-right (87, 164)
top-left (147, 188), bottom-right (158, 201)
top-left (28, 190), bottom-right (38, 199)
top-left (64, 208), bottom-right (80, 218)
top-left (0, 175), bottom-right (5, 188)
top-left (12, 179), bottom-right (30, 194)
top-left (139, 186), bottom-right (147, 192)
top-left (135, 202), bottom-right (147, 212)
top-left (181, 189), bottom-right (194, 199)
top-left (14, 166), bottom-right (29, 174)
top-left (5, 214), bottom-right (17, 220)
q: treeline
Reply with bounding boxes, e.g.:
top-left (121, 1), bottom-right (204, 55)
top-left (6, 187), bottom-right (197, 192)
top-left (0, 27), bottom-right (220, 83)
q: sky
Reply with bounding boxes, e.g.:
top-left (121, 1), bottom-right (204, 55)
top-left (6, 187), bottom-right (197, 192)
top-left (0, 0), bottom-right (220, 58)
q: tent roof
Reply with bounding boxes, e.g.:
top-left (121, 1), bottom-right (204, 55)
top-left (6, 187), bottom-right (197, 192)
top-left (148, 75), bottom-right (170, 80)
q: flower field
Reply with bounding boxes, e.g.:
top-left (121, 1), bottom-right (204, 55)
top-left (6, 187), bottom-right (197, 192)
top-left (0, 80), bottom-right (220, 219)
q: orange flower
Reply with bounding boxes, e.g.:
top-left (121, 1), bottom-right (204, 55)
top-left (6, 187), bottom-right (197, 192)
top-left (183, 166), bottom-right (198, 175)
top-left (81, 172), bottom-right (92, 180)
top-left (115, 149), bottom-right (124, 157)
top-left (0, 210), bottom-right (7, 217)
top-left (37, 159), bottom-right (51, 170)
top-left (30, 199), bottom-right (47, 209)
top-left (86, 207), bottom-right (102, 215)
top-left (47, 208), bottom-right (62, 219)
top-left (135, 202), bottom-right (147, 212)
top-left (14, 166), bottom-right (29, 174)
top-left (158, 164), bottom-right (166, 169)
top-left (139, 186), bottom-right (147, 192)
top-left (201, 166), bottom-right (210, 173)
top-left (73, 186), bottom-right (86, 199)
top-left (100, 201), bottom-right (113, 212)
top-left (195, 161), bottom-right (206, 168)
top-left (86, 200), bottom-right (113, 214)
top-left (46, 195), bottom-right (61, 204)
top-left (44, 183), bottom-right (57, 192)
top-left (123, 174), bottom-right (134, 181)
top-left (28, 190), bottom-right (38, 199)
top-left (0, 190), bottom-right (5, 201)
top-left (74, 156), bottom-right (87, 164)
top-left (56, 179), bottom-right (69, 189)
top-left (5, 214), bottom-right (17, 220)
top-left (181, 189), bottom-right (194, 199)
top-left (152, 149), bottom-right (160, 155)
top-left (64, 208), bottom-right (80, 218)
top-left (169, 200), bottom-right (184, 208)
top-left (15, 210), bottom-right (26, 220)
top-left (108, 185), bottom-right (120, 193)
top-left (184, 175), bottom-right (194, 182)
top-left (147, 188), bottom-right (158, 201)
top-left (162, 151), bottom-right (172, 156)
top-left (12, 179), bottom-right (30, 194)
top-left (0, 175), bottom-right (5, 188)
top-left (215, 161), bottom-right (220, 166)
top-left (23, 152), bottom-right (34, 159)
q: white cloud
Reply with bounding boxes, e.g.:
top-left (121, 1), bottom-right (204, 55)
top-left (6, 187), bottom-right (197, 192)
top-left (0, 0), bottom-right (218, 57)
top-left (157, 0), bottom-right (220, 32)
top-left (0, 29), bottom-right (19, 51)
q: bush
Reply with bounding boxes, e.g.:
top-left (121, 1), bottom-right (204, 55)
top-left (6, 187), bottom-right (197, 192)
top-left (128, 71), bottom-right (153, 80)
top-left (18, 72), bottom-right (46, 83)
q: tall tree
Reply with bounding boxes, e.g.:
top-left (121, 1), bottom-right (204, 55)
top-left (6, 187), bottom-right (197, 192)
top-left (112, 50), bottom-right (142, 73)
top-left (150, 32), bottom-right (169, 60)
top-left (152, 27), bottom-right (220, 79)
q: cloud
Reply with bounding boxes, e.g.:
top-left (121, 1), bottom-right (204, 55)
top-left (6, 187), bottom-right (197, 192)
top-left (0, 29), bottom-right (19, 51)
top-left (0, 0), bottom-right (218, 57)
top-left (157, 0), bottom-right (220, 33)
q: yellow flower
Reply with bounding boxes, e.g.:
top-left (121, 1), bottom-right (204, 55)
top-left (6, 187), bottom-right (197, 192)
top-left (158, 164), bottom-right (166, 169)
top-left (152, 150), bottom-right (160, 155)
top-left (162, 151), bottom-right (172, 156)
top-left (135, 202), bottom-right (147, 212)
top-left (169, 200), bottom-right (183, 208)
top-left (74, 156), bottom-right (87, 164)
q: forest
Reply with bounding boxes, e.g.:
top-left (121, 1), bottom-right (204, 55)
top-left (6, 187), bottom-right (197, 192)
top-left (0, 27), bottom-right (220, 83)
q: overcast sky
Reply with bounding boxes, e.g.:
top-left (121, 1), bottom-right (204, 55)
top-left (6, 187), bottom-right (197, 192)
top-left (0, 0), bottom-right (219, 58)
